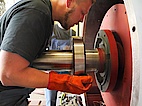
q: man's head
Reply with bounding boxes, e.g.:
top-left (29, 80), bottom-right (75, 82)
top-left (51, 0), bottom-right (96, 30)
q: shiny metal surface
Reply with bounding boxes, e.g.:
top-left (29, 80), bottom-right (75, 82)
top-left (33, 50), bottom-right (73, 70)
top-left (85, 49), bottom-right (100, 73)
top-left (72, 37), bottom-right (85, 74)
top-left (32, 38), bottom-right (101, 74)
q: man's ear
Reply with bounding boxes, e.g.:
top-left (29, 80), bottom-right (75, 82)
top-left (67, 0), bottom-right (72, 7)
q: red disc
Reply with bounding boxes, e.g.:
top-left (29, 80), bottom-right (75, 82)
top-left (100, 4), bottom-right (132, 106)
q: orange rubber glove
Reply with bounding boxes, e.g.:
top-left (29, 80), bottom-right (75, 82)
top-left (47, 71), bottom-right (93, 94)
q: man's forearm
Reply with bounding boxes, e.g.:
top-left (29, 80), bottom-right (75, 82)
top-left (0, 50), bottom-right (49, 88)
top-left (1, 67), bottom-right (49, 88)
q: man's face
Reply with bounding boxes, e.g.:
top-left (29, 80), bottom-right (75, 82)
top-left (61, 0), bottom-right (92, 30)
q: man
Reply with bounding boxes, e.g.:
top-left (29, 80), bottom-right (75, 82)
top-left (0, 0), bottom-right (95, 105)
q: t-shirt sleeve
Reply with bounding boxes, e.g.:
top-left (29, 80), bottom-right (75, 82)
top-left (0, 9), bottom-right (50, 63)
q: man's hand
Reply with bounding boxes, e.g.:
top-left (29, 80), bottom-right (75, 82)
top-left (47, 71), bottom-right (93, 94)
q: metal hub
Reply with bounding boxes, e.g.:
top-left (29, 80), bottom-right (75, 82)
top-left (94, 30), bottom-right (124, 92)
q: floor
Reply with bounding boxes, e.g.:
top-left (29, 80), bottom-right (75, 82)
top-left (28, 88), bottom-right (87, 106)
top-left (28, 88), bottom-right (46, 106)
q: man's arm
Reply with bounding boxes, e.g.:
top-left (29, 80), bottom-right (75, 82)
top-left (0, 50), bottom-right (93, 94)
top-left (0, 50), bottom-right (49, 88)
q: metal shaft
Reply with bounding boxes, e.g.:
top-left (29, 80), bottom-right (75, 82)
top-left (32, 49), bottom-right (102, 73)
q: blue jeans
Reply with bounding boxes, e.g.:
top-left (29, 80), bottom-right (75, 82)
top-left (45, 89), bottom-right (57, 106)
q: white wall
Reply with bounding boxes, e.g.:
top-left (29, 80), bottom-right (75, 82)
top-left (4, 0), bottom-right (20, 10)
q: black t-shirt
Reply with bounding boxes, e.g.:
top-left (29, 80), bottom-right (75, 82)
top-left (0, 0), bottom-right (54, 91)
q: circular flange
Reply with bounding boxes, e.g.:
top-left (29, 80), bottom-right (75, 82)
top-left (72, 37), bottom-right (85, 75)
top-left (94, 30), bottom-right (118, 92)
